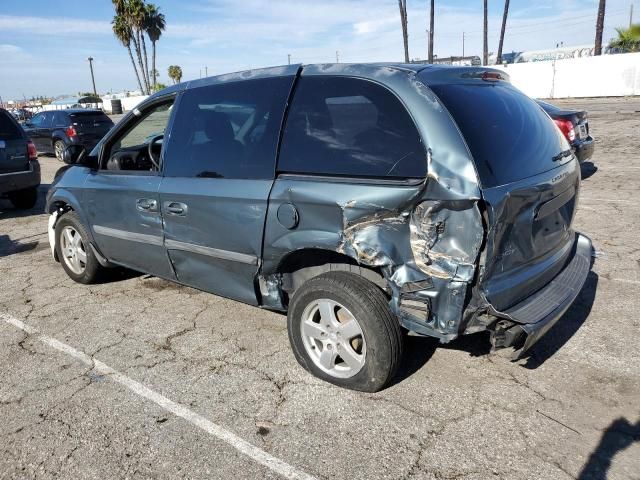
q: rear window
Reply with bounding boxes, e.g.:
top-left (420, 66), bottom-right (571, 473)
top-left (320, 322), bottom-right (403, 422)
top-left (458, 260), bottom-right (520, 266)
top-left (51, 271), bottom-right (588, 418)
top-left (69, 112), bottom-right (113, 127)
top-left (278, 76), bottom-right (426, 178)
top-left (0, 111), bottom-right (23, 140)
top-left (430, 83), bottom-right (569, 188)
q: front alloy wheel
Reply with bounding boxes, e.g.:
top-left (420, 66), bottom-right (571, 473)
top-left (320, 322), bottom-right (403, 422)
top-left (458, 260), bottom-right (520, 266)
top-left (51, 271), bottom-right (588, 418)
top-left (60, 226), bottom-right (87, 275)
top-left (54, 140), bottom-right (65, 161)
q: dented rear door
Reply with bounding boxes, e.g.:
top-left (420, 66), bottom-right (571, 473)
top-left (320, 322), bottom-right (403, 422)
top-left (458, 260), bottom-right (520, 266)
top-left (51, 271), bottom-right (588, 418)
top-left (430, 81), bottom-right (580, 311)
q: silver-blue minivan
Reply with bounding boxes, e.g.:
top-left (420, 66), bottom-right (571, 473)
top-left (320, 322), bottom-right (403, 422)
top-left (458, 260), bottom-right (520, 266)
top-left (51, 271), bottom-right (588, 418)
top-left (47, 64), bottom-right (592, 392)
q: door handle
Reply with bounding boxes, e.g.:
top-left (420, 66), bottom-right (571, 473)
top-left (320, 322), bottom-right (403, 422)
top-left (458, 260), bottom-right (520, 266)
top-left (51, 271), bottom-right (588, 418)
top-left (136, 198), bottom-right (158, 212)
top-left (164, 201), bottom-right (188, 216)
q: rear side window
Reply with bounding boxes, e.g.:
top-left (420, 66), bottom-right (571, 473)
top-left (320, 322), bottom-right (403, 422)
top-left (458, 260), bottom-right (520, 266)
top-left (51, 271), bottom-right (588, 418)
top-left (69, 112), bottom-right (113, 127)
top-left (429, 83), bottom-right (568, 188)
top-left (278, 76), bottom-right (426, 178)
top-left (0, 111), bottom-right (23, 140)
top-left (164, 76), bottom-right (293, 179)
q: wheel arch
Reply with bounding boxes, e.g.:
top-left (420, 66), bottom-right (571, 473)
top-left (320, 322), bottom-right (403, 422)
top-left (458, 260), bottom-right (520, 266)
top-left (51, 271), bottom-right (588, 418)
top-left (259, 247), bottom-right (387, 309)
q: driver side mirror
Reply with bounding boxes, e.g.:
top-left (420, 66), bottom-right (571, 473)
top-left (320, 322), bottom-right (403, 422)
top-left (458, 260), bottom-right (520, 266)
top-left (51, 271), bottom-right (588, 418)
top-left (61, 144), bottom-right (86, 165)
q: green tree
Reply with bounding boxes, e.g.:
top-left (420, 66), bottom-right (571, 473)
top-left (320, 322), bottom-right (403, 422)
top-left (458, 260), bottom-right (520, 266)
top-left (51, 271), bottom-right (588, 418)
top-left (168, 65), bottom-right (183, 85)
top-left (151, 82), bottom-right (167, 93)
top-left (609, 24), bottom-right (640, 52)
top-left (145, 4), bottom-right (166, 90)
top-left (112, 12), bottom-right (145, 94)
top-left (111, 0), bottom-right (165, 94)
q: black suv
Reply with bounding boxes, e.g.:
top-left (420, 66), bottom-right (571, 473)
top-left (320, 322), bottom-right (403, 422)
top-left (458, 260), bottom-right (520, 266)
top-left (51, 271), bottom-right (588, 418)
top-left (23, 109), bottom-right (114, 161)
top-left (0, 108), bottom-right (40, 209)
top-left (47, 64), bottom-right (592, 392)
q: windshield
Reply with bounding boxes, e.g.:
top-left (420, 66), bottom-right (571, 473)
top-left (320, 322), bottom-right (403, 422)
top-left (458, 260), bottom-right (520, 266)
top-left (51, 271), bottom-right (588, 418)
top-left (430, 83), bottom-right (570, 188)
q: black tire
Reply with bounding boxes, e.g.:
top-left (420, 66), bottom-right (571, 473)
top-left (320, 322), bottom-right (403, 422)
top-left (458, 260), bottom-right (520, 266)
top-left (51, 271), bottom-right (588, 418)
top-left (54, 139), bottom-right (65, 162)
top-left (287, 271), bottom-right (404, 392)
top-left (8, 186), bottom-right (38, 209)
top-left (54, 211), bottom-right (103, 284)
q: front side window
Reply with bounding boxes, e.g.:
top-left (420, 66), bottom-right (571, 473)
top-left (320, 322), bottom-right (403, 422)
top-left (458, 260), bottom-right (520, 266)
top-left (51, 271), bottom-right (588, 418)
top-left (278, 76), bottom-right (426, 178)
top-left (164, 76), bottom-right (293, 179)
top-left (29, 112), bottom-right (46, 127)
top-left (101, 99), bottom-right (175, 172)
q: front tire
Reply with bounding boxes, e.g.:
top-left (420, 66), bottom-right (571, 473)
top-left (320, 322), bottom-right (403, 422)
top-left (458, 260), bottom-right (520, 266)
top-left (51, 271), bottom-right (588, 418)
top-left (55, 211), bottom-right (103, 284)
top-left (8, 186), bottom-right (38, 209)
top-left (287, 272), bottom-right (403, 392)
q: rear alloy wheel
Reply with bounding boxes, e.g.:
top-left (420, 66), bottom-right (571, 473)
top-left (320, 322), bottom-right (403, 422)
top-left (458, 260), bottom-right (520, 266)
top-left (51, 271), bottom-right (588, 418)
top-left (8, 187), bottom-right (38, 209)
top-left (55, 211), bottom-right (104, 284)
top-left (54, 140), bottom-right (65, 161)
top-left (287, 272), bottom-right (404, 392)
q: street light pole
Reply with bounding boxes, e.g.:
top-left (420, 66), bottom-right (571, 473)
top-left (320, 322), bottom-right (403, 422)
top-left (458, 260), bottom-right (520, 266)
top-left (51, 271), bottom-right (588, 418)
top-left (87, 57), bottom-right (97, 96)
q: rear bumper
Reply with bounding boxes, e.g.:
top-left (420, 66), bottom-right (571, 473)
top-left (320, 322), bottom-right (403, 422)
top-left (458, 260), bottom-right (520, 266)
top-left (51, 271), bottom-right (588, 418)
top-left (491, 233), bottom-right (593, 359)
top-left (0, 161), bottom-right (41, 195)
top-left (573, 136), bottom-right (595, 163)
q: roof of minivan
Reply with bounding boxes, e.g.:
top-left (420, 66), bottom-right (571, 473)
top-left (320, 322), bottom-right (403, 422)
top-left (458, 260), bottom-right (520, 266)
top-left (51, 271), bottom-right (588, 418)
top-left (149, 62), bottom-right (509, 99)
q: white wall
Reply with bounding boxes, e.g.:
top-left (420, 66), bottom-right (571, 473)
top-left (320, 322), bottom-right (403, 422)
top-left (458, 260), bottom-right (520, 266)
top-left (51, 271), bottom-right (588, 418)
top-left (495, 52), bottom-right (640, 98)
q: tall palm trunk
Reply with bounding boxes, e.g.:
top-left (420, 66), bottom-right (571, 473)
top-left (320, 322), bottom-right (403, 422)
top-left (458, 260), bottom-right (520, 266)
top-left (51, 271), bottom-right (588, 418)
top-left (483, 0), bottom-right (488, 65)
top-left (152, 41), bottom-right (157, 89)
top-left (140, 33), bottom-right (150, 88)
top-left (398, 0), bottom-right (409, 63)
top-left (132, 30), bottom-right (149, 93)
top-left (428, 0), bottom-right (434, 63)
top-left (496, 0), bottom-right (510, 64)
top-left (594, 0), bottom-right (606, 55)
top-left (127, 44), bottom-right (145, 94)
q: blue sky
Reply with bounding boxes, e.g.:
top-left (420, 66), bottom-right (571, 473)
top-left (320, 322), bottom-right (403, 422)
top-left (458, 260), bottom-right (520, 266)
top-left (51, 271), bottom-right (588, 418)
top-left (0, 0), bottom-right (633, 100)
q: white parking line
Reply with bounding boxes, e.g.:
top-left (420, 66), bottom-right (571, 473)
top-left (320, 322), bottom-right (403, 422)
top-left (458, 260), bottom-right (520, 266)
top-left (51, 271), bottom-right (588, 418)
top-left (0, 314), bottom-right (317, 480)
top-left (579, 197), bottom-right (637, 205)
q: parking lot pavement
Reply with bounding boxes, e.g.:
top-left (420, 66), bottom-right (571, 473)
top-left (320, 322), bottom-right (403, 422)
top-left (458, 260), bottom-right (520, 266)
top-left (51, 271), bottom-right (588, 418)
top-left (1, 99), bottom-right (639, 480)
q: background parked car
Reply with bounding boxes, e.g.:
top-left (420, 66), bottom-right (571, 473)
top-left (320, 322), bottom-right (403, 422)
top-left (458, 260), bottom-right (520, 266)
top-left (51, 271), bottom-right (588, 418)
top-left (9, 108), bottom-right (33, 123)
top-left (0, 108), bottom-right (41, 209)
top-left (23, 109), bottom-right (114, 161)
top-left (537, 100), bottom-right (594, 162)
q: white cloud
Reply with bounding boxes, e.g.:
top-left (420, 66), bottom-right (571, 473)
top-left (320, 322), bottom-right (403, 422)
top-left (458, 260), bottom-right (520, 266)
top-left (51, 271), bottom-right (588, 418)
top-left (0, 15), bottom-right (111, 35)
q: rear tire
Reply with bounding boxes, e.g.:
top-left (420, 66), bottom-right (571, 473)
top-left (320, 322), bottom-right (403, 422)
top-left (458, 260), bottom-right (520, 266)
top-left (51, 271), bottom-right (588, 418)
top-left (55, 211), bottom-right (104, 284)
top-left (287, 272), bottom-right (404, 392)
top-left (54, 140), bottom-right (65, 162)
top-left (8, 187), bottom-right (38, 209)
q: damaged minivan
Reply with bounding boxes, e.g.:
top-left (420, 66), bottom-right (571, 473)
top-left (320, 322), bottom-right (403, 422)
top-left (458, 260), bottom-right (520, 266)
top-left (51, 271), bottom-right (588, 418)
top-left (46, 64), bottom-right (592, 392)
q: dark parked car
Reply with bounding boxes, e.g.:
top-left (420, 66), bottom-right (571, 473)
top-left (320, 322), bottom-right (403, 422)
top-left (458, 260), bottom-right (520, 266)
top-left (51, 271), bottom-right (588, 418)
top-left (23, 109), bottom-right (114, 161)
top-left (0, 108), bottom-right (40, 209)
top-left (9, 108), bottom-right (33, 123)
top-left (46, 64), bottom-right (592, 392)
top-left (537, 100), bottom-right (594, 162)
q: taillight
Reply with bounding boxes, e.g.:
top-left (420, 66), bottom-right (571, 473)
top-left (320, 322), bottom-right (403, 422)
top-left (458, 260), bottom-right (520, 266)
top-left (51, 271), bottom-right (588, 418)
top-left (27, 141), bottom-right (37, 160)
top-left (65, 125), bottom-right (77, 138)
top-left (554, 119), bottom-right (575, 142)
top-left (481, 71), bottom-right (504, 81)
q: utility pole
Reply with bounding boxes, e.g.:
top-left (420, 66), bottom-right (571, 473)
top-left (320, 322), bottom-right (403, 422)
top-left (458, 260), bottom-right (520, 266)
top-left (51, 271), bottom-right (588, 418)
top-left (462, 31), bottom-right (465, 57)
top-left (204, 66), bottom-right (208, 77)
top-left (288, 53), bottom-right (291, 65)
top-left (87, 57), bottom-right (97, 96)
top-left (428, 0), bottom-right (434, 64)
top-left (630, 2), bottom-right (634, 28)
top-left (594, 0), bottom-right (606, 55)
top-left (483, 0), bottom-right (488, 65)
top-left (336, 51), bottom-right (339, 63)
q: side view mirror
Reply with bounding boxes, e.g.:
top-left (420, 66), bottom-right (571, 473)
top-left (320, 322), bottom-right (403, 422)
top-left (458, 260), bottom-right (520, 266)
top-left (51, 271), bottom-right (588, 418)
top-left (24, 121), bottom-right (33, 127)
top-left (61, 145), bottom-right (86, 165)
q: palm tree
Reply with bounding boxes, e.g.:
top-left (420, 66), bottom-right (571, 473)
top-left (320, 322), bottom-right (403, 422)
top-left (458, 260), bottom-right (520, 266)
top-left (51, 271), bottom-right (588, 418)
top-left (428, 0), bottom-right (435, 63)
top-left (398, 0), bottom-right (409, 62)
top-left (594, 0), bottom-right (606, 55)
top-left (483, 0), bottom-right (488, 65)
top-left (496, 0), bottom-right (510, 64)
top-left (168, 65), bottom-right (182, 85)
top-left (610, 24), bottom-right (640, 52)
top-left (112, 14), bottom-right (144, 94)
top-left (145, 4), bottom-right (165, 90)
top-left (128, 0), bottom-right (150, 92)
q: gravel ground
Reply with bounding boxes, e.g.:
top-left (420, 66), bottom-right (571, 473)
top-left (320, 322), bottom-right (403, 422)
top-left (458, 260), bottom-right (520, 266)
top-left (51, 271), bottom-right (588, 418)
top-left (0, 98), bottom-right (638, 480)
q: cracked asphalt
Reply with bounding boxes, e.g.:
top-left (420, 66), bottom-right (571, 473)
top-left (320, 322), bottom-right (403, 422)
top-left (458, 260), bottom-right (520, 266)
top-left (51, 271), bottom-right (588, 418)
top-left (1, 98), bottom-right (639, 480)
